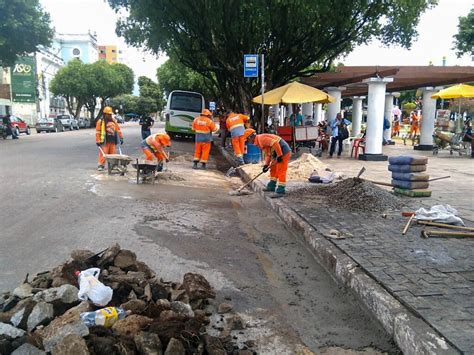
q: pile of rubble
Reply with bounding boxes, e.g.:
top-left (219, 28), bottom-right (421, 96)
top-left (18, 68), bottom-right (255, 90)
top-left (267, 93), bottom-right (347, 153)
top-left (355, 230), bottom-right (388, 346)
top-left (0, 244), bottom-right (254, 354)
top-left (292, 178), bottom-right (402, 212)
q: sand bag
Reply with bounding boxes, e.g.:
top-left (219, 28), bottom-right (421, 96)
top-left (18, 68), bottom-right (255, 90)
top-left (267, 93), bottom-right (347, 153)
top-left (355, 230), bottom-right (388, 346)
top-left (388, 156), bottom-right (428, 165)
top-left (391, 172), bottom-right (430, 181)
top-left (388, 164), bottom-right (427, 173)
top-left (391, 179), bottom-right (429, 189)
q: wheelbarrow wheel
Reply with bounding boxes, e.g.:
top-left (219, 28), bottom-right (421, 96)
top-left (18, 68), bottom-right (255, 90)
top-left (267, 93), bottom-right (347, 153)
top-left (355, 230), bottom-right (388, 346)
top-left (107, 162), bottom-right (113, 175)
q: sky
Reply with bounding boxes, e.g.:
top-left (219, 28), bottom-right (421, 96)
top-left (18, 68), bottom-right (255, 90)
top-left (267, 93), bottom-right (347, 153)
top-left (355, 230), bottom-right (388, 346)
top-left (40, 0), bottom-right (473, 87)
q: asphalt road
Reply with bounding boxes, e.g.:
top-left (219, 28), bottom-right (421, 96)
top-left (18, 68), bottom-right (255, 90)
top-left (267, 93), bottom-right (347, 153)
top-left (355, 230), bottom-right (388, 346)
top-left (0, 123), bottom-right (398, 354)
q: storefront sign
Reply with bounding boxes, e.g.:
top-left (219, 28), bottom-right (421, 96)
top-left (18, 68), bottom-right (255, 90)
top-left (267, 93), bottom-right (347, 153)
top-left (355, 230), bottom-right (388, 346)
top-left (11, 57), bottom-right (36, 103)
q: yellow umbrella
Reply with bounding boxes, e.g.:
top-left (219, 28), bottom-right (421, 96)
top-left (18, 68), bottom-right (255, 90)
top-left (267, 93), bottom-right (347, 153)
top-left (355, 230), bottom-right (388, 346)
top-left (252, 81), bottom-right (335, 104)
top-left (431, 84), bottom-right (474, 99)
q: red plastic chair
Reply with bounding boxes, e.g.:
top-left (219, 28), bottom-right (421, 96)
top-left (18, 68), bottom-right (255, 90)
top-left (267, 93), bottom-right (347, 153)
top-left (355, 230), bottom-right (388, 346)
top-left (351, 138), bottom-right (365, 159)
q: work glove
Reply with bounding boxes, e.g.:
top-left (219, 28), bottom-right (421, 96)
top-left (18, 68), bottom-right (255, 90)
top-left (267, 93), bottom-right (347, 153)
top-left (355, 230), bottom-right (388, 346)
top-left (166, 158), bottom-right (170, 163)
top-left (276, 155), bottom-right (283, 163)
top-left (120, 138), bottom-right (124, 145)
top-left (96, 143), bottom-right (101, 147)
top-left (262, 165), bottom-right (269, 173)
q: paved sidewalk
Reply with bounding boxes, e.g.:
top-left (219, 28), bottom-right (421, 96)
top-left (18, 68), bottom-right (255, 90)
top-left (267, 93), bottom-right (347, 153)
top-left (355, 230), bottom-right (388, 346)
top-left (287, 145), bottom-right (474, 354)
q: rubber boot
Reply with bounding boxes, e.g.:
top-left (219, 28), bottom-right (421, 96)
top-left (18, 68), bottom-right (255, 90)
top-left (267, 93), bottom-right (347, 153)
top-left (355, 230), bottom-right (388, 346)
top-left (270, 185), bottom-right (286, 198)
top-left (192, 161), bottom-right (198, 169)
top-left (263, 180), bottom-right (277, 192)
top-left (97, 165), bottom-right (105, 171)
top-left (237, 157), bottom-right (245, 166)
top-left (201, 162), bottom-right (207, 170)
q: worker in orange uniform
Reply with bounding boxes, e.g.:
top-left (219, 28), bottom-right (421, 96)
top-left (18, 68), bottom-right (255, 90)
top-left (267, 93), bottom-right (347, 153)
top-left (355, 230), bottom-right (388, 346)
top-left (140, 133), bottom-right (171, 167)
top-left (245, 130), bottom-right (291, 197)
top-left (226, 111), bottom-right (250, 165)
top-left (96, 106), bottom-right (123, 171)
top-left (408, 111), bottom-right (420, 146)
top-left (192, 109), bottom-right (217, 169)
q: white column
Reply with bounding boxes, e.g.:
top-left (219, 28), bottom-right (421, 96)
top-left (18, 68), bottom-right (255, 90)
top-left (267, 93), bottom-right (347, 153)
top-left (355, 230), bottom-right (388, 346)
top-left (361, 78), bottom-right (393, 159)
top-left (302, 102), bottom-right (312, 116)
top-left (352, 96), bottom-right (364, 137)
top-left (384, 94), bottom-right (394, 142)
top-left (417, 87), bottom-right (442, 149)
top-left (314, 103), bottom-right (322, 124)
top-left (325, 87), bottom-right (345, 123)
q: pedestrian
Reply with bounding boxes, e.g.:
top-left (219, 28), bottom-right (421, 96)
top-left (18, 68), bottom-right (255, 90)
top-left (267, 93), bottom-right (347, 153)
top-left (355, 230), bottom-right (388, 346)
top-left (383, 116), bottom-right (391, 145)
top-left (141, 133), bottom-right (171, 167)
top-left (139, 115), bottom-right (154, 139)
top-left (408, 111), bottom-right (420, 145)
top-left (226, 110), bottom-right (250, 165)
top-left (192, 109), bottom-right (217, 169)
top-left (462, 118), bottom-right (473, 158)
top-left (289, 107), bottom-right (303, 126)
top-left (219, 113), bottom-right (229, 148)
top-left (96, 106), bottom-right (123, 171)
top-left (392, 115), bottom-right (401, 137)
top-left (245, 130), bottom-right (291, 197)
top-left (2, 115), bottom-right (19, 139)
top-left (329, 114), bottom-right (349, 158)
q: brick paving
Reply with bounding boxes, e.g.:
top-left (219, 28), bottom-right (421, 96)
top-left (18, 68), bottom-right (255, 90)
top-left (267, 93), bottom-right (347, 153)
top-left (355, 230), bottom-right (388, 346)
top-left (282, 144), bottom-right (474, 354)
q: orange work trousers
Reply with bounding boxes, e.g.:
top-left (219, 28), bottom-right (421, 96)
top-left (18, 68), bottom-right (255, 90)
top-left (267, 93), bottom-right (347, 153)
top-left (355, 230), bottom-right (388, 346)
top-left (410, 124), bottom-right (420, 135)
top-left (143, 148), bottom-right (166, 162)
top-left (269, 152), bottom-right (291, 186)
top-left (194, 142), bottom-right (211, 163)
top-left (98, 142), bottom-right (116, 166)
top-left (231, 135), bottom-right (245, 157)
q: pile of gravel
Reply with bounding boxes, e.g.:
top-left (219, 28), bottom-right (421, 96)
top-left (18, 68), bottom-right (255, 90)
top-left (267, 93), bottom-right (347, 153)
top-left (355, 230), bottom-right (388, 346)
top-left (291, 178), bottom-right (402, 212)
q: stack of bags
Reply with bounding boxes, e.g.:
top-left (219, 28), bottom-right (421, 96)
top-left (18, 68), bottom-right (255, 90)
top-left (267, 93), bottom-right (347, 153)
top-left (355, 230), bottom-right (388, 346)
top-left (388, 156), bottom-right (432, 197)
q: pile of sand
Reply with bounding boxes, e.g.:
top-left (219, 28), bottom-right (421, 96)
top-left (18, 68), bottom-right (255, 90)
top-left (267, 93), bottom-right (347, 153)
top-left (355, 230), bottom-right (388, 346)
top-left (241, 153), bottom-right (329, 181)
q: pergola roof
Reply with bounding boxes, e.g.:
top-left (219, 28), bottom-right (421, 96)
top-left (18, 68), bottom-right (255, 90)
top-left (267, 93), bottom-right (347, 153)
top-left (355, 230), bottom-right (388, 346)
top-left (301, 66), bottom-right (474, 98)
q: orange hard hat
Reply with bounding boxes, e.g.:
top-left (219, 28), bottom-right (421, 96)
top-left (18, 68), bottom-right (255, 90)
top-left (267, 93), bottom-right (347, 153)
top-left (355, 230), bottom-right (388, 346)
top-left (103, 106), bottom-right (113, 114)
top-left (202, 109), bottom-right (212, 117)
top-left (158, 133), bottom-right (171, 147)
top-left (243, 128), bottom-right (256, 140)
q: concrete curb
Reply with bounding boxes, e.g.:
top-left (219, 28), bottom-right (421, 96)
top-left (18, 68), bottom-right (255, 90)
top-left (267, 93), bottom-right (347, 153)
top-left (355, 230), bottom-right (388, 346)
top-left (219, 146), bottom-right (458, 355)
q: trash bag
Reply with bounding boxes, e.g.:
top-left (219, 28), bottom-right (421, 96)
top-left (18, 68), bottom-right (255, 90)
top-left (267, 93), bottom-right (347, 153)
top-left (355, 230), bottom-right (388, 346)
top-left (77, 268), bottom-right (113, 306)
top-left (415, 204), bottom-right (465, 226)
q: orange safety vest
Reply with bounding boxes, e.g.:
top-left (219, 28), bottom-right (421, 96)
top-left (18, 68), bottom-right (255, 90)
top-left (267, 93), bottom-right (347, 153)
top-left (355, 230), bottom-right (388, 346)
top-left (226, 113), bottom-right (249, 131)
top-left (192, 115), bottom-right (217, 134)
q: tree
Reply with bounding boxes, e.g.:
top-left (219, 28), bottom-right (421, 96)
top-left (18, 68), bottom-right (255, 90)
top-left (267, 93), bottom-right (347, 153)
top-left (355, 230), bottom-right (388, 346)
top-left (109, 94), bottom-right (158, 116)
top-left (108, 0), bottom-right (437, 111)
top-left (0, 0), bottom-right (54, 66)
top-left (453, 7), bottom-right (474, 58)
top-left (156, 56), bottom-right (217, 100)
top-left (138, 76), bottom-right (166, 111)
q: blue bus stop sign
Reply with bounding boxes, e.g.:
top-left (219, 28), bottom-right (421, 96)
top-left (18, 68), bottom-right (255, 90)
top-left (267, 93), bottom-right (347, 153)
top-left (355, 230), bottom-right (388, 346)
top-left (244, 54), bottom-right (258, 78)
top-left (209, 101), bottom-right (216, 111)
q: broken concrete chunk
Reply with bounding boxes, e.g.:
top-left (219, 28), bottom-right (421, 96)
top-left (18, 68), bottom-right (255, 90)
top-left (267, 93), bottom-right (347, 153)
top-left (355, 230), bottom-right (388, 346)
top-left (134, 331), bottom-right (162, 355)
top-left (51, 333), bottom-right (90, 355)
top-left (27, 302), bottom-right (54, 331)
top-left (13, 284), bottom-right (33, 299)
top-left (11, 343), bottom-right (46, 355)
top-left (0, 322), bottom-right (26, 338)
top-left (164, 338), bottom-right (185, 355)
top-left (98, 243), bottom-right (121, 267)
top-left (204, 335), bottom-right (226, 355)
top-left (33, 284), bottom-right (79, 304)
top-left (170, 301), bottom-right (194, 318)
top-left (182, 273), bottom-right (216, 301)
top-left (112, 315), bottom-right (153, 337)
top-left (217, 303), bottom-right (233, 314)
top-left (2, 296), bottom-right (19, 312)
top-left (121, 299), bottom-right (147, 314)
top-left (114, 250), bottom-right (137, 269)
top-left (227, 314), bottom-right (245, 330)
top-left (70, 249), bottom-right (95, 263)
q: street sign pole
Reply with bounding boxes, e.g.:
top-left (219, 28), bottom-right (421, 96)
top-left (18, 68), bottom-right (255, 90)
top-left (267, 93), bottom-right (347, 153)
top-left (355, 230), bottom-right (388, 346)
top-left (261, 53), bottom-right (265, 133)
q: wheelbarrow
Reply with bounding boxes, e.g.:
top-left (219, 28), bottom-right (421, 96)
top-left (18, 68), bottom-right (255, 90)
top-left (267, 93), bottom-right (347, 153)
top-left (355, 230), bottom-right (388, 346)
top-left (132, 159), bottom-right (164, 184)
top-left (99, 146), bottom-right (133, 175)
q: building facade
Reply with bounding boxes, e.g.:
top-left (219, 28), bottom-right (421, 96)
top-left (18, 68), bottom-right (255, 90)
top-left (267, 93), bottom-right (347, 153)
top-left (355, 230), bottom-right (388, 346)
top-left (98, 45), bottom-right (121, 64)
top-left (58, 32), bottom-right (98, 64)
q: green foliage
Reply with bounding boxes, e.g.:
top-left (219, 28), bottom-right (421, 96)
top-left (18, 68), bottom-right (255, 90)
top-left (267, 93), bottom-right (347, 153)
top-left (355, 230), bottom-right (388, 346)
top-left (138, 76), bottom-right (165, 111)
top-left (402, 102), bottom-right (417, 114)
top-left (453, 7), bottom-right (474, 58)
top-left (398, 90), bottom-right (417, 106)
top-left (0, 0), bottom-right (54, 66)
top-left (109, 94), bottom-right (158, 116)
top-left (156, 56), bottom-right (216, 100)
top-left (108, 0), bottom-right (437, 110)
top-left (50, 59), bottom-right (134, 120)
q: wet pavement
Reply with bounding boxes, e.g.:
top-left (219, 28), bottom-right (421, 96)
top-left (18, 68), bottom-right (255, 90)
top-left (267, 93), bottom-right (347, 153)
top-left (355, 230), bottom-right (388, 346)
top-left (0, 124), bottom-right (399, 353)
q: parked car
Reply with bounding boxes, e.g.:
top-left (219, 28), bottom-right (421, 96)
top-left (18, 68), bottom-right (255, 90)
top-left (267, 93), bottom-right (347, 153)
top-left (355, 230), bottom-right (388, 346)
top-left (36, 117), bottom-right (65, 133)
top-left (0, 115), bottom-right (31, 136)
top-left (57, 114), bottom-right (79, 130)
top-left (78, 117), bottom-right (90, 129)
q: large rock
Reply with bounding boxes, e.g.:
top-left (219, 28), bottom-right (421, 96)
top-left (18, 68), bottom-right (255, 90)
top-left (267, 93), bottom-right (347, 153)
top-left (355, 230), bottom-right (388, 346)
top-left (70, 249), bottom-right (95, 263)
top-left (27, 302), bottom-right (54, 331)
top-left (11, 343), bottom-right (46, 355)
top-left (1, 298), bottom-right (35, 325)
top-left (51, 333), bottom-right (90, 355)
top-left (35, 301), bottom-right (91, 353)
top-left (164, 338), bottom-right (185, 355)
top-left (98, 243), bottom-right (121, 267)
top-left (112, 315), bottom-right (153, 337)
top-left (217, 303), bottom-right (233, 314)
top-left (0, 322), bottom-right (26, 338)
top-left (182, 273), bottom-right (215, 301)
top-left (134, 331), bottom-right (163, 355)
top-left (204, 335), bottom-right (226, 355)
top-left (150, 281), bottom-right (169, 301)
top-left (114, 250), bottom-right (137, 269)
top-left (13, 284), bottom-right (33, 299)
top-left (136, 261), bottom-right (156, 279)
top-left (121, 299), bottom-right (147, 314)
top-left (1, 296), bottom-right (19, 312)
top-left (33, 285), bottom-right (79, 304)
top-left (170, 301), bottom-right (194, 318)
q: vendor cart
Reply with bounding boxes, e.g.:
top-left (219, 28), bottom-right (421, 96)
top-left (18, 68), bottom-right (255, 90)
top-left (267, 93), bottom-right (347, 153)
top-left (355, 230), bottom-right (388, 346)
top-left (277, 125), bottom-right (319, 153)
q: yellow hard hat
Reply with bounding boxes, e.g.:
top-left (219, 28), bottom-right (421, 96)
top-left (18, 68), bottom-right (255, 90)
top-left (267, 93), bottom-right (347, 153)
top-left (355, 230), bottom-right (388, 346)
top-left (103, 106), bottom-right (113, 114)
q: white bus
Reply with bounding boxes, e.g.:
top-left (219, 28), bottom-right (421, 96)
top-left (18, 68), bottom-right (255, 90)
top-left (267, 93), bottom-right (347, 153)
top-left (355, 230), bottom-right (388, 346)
top-left (164, 90), bottom-right (205, 137)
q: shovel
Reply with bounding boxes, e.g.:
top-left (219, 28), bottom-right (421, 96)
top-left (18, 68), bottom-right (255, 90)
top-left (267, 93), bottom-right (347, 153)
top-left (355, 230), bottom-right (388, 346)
top-left (229, 161), bottom-right (276, 196)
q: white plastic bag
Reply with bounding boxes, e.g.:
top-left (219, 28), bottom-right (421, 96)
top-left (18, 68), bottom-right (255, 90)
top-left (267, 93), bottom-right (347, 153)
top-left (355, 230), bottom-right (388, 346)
top-left (77, 268), bottom-right (113, 306)
top-left (415, 204), bottom-right (465, 226)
